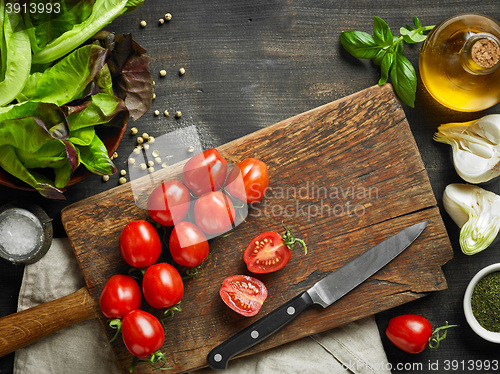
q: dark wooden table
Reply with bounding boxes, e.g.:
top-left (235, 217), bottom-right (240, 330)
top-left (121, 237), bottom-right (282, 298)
top-left (1, 1), bottom-right (500, 373)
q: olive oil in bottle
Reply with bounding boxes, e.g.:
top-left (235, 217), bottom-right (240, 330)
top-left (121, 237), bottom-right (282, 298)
top-left (419, 14), bottom-right (500, 112)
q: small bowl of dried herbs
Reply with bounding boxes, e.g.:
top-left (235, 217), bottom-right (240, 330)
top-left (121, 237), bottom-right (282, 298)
top-left (464, 263), bottom-right (500, 343)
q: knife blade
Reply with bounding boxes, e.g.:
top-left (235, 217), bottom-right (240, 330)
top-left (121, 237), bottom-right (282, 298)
top-left (207, 220), bottom-right (428, 370)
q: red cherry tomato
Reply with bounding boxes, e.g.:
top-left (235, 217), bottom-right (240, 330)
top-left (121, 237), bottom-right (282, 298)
top-left (194, 191), bottom-right (235, 235)
top-left (226, 158), bottom-right (269, 203)
top-left (182, 148), bottom-right (228, 196)
top-left (386, 314), bottom-right (432, 354)
top-left (119, 220), bottom-right (161, 268)
top-left (99, 274), bottom-right (141, 319)
top-left (147, 180), bottom-right (191, 227)
top-left (142, 263), bottom-right (184, 309)
top-left (219, 275), bottom-right (268, 317)
top-left (169, 221), bottom-right (209, 267)
top-left (122, 310), bottom-right (165, 358)
top-left (243, 226), bottom-right (307, 273)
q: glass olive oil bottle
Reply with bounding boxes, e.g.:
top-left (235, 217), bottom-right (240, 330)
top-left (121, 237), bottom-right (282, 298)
top-left (419, 14), bottom-right (500, 112)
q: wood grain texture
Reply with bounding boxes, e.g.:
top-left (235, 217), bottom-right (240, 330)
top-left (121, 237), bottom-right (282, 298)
top-left (61, 84), bottom-right (453, 373)
top-left (0, 288), bottom-right (97, 357)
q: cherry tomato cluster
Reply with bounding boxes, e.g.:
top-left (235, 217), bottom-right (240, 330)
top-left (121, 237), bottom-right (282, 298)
top-left (99, 149), bottom-right (270, 370)
top-left (100, 220), bottom-right (181, 370)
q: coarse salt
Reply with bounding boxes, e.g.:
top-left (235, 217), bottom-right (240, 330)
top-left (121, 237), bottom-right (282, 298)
top-left (0, 209), bottom-right (42, 257)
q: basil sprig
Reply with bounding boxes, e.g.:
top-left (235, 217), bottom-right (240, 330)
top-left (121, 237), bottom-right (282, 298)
top-left (340, 16), bottom-right (434, 107)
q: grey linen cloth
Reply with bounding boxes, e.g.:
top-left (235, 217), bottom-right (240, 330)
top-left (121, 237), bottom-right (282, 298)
top-left (14, 238), bottom-right (392, 374)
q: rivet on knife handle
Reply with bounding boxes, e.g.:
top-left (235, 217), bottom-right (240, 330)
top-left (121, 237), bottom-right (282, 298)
top-left (207, 292), bottom-right (314, 370)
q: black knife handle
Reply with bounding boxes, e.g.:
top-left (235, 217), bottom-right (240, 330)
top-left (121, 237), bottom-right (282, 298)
top-left (207, 291), bottom-right (314, 370)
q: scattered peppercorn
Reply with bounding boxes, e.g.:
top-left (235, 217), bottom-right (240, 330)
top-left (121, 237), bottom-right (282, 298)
top-left (119, 177), bottom-right (127, 184)
top-left (102, 175), bottom-right (110, 182)
top-left (165, 13), bottom-right (172, 21)
top-left (164, 110), bottom-right (170, 117)
top-left (179, 67), bottom-right (186, 75)
top-left (160, 70), bottom-right (167, 77)
top-left (158, 18), bottom-right (165, 25)
top-left (154, 110), bottom-right (160, 116)
top-left (175, 110), bottom-right (182, 118)
top-left (148, 136), bottom-right (155, 143)
top-left (152, 93), bottom-right (156, 100)
top-left (148, 167), bottom-right (155, 173)
top-left (112, 152), bottom-right (118, 159)
top-left (130, 127), bottom-right (138, 135)
top-left (120, 170), bottom-right (127, 176)
top-left (137, 137), bottom-right (144, 144)
top-left (140, 20), bottom-right (147, 28)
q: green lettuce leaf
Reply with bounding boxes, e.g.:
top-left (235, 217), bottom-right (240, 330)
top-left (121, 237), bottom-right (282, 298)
top-left (77, 133), bottom-right (116, 175)
top-left (21, 44), bottom-right (108, 106)
top-left (0, 5), bottom-right (31, 106)
top-left (32, 0), bottom-right (145, 64)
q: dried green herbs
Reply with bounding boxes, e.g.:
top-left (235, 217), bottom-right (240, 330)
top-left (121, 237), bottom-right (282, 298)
top-left (471, 271), bottom-right (500, 332)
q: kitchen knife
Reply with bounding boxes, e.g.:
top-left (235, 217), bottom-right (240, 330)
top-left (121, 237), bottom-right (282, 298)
top-left (207, 220), bottom-right (428, 370)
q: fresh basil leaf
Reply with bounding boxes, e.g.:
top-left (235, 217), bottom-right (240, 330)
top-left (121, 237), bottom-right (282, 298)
top-left (413, 16), bottom-right (422, 29)
top-left (0, 7), bottom-right (31, 106)
top-left (373, 16), bottom-right (393, 46)
top-left (340, 30), bottom-right (381, 60)
top-left (400, 27), bottom-right (427, 43)
top-left (379, 52), bottom-right (394, 86)
top-left (77, 134), bottom-right (116, 175)
top-left (390, 51), bottom-right (417, 107)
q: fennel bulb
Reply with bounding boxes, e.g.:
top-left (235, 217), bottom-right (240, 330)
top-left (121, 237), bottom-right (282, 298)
top-left (434, 114), bottom-right (500, 184)
top-left (443, 184), bottom-right (500, 255)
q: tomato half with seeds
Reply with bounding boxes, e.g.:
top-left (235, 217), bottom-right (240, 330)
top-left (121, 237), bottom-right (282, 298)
top-left (122, 310), bottom-right (165, 358)
top-left (219, 275), bottom-right (268, 317)
top-left (99, 274), bottom-right (141, 319)
top-left (119, 220), bottom-right (161, 268)
top-left (142, 263), bottom-right (184, 309)
top-left (147, 180), bottom-right (191, 227)
top-left (226, 158), bottom-right (269, 204)
top-left (243, 225), bottom-right (307, 274)
top-left (182, 148), bottom-right (228, 196)
top-left (169, 221), bottom-right (209, 267)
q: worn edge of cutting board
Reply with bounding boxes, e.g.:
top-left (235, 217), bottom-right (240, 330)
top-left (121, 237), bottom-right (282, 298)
top-left (61, 84), bottom-right (453, 373)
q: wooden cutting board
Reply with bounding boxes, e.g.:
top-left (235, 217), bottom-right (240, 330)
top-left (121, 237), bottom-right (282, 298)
top-left (61, 84), bottom-right (453, 373)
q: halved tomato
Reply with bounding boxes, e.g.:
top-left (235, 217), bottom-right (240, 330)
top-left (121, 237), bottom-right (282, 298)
top-left (219, 275), bottom-right (267, 317)
top-left (243, 226), bottom-right (307, 273)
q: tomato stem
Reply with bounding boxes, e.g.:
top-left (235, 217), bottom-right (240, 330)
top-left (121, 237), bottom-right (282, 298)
top-left (281, 222), bottom-right (307, 255)
top-left (128, 350), bottom-right (169, 372)
top-left (182, 265), bottom-right (202, 279)
top-left (107, 318), bottom-right (122, 343)
top-left (160, 302), bottom-right (183, 323)
top-left (428, 321), bottom-right (458, 350)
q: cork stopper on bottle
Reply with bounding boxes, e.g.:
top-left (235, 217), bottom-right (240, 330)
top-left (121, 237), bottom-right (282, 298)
top-left (471, 38), bottom-right (500, 69)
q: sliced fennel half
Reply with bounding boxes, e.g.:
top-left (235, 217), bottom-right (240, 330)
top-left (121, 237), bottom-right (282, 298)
top-left (443, 183), bottom-right (500, 255)
top-left (434, 114), bottom-right (500, 184)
